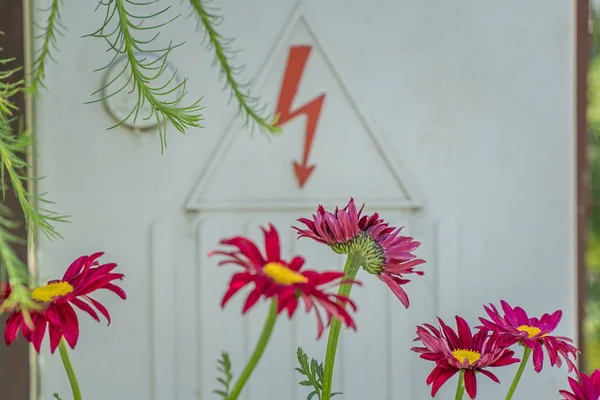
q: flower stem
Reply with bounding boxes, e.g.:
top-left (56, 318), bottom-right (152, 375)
top-left (504, 346), bottom-right (532, 400)
top-left (227, 298), bottom-right (278, 400)
top-left (58, 338), bottom-right (82, 400)
top-left (321, 253), bottom-right (362, 400)
top-left (455, 370), bottom-right (465, 400)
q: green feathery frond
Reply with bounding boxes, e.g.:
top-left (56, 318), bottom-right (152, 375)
top-left (0, 203), bottom-right (29, 286)
top-left (0, 65), bottom-right (21, 117)
top-left (26, 0), bottom-right (65, 96)
top-left (86, 0), bottom-right (204, 153)
top-left (52, 393), bottom-right (63, 400)
top-left (295, 347), bottom-right (342, 400)
top-left (0, 41), bottom-right (31, 313)
top-left (0, 39), bottom-right (22, 118)
top-left (189, 0), bottom-right (281, 135)
top-left (0, 203), bottom-right (42, 318)
top-left (0, 120), bottom-right (69, 243)
top-left (0, 41), bottom-right (60, 319)
top-left (213, 352), bottom-right (234, 399)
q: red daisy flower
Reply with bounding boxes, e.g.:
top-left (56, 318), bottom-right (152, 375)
top-left (478, 300), bottom-right (579, 373)
top-left (411, 316), bottom-right (519, 399)
top-left (560, 370), bottom-right (600, 400)
top-left (294, 198), bottom-right (425, 307)
top-left (209, 224), bottom-right (359, 338)
top-left (0, 252), bottom-right (126, 353)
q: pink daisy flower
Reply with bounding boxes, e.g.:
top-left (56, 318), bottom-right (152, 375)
top-left (0, 252), bottom-right (126, 353)
top-left (411, 316), bottom-right (519, 399)
top-left (210, 224), bottom-right (360, 338)
top-left (294, 198), bottom-right (425, 307)
top-left (478, 300), bottom-right (579, 372)
top-left (559, 370), bottom-right (600, 400)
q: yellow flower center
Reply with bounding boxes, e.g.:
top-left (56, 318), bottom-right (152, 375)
top-left (517, 325), bottom-right (542, 338)
top-left (452, 349), bottom-right (481, 365)
top-left (262, 262), bottom-right (308, 285)
top-left (31, 281), bottom-right (74, 303)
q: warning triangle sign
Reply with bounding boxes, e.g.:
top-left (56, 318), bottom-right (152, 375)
top-left (185, 11), bottom-right (422, 212)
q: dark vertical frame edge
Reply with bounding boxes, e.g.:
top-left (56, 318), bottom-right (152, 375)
top-left (0, 0), bottom-right (31, 399)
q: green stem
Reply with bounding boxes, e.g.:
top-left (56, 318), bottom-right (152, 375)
top-left (504, 346), bottom-right (531, 400)
top-left (455, 370), bottom-right (465, 400)
top-left (321, 253), bottom-right (362, 400)
top-left (227, 298), bottom-right (278, 400)
top-left (58, 338), bottom-right (82, 400)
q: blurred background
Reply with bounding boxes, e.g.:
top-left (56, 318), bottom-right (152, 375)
top-left (586, 0), bottom-right (600, 373)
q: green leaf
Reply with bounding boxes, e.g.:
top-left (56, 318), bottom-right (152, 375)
top-left (0, 47), bottom-right (67, 307)
top-left (0, 121), bottom-right (69, 244)
top-left (217, 377), bottom-right (227, 386)
top-left (87, 0), bottom-right (204, 153)
top-left (26, 0), bottom-right (64, 96)
top-left (315, 362), bottom-right (325, 382)
top-left (188, 0), bottom-right (281, 136)
top-left (295, 347), bottom-right (343, 400)
top-left (52, 393), bottom-right (62, 400)
top-left (310, 359), bottom-right (319, 378)
top-left (213, 352), bottom-right (234, 399)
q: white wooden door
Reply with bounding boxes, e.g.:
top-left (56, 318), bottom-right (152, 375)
top-left (33, 1), bottom-right (576, 399)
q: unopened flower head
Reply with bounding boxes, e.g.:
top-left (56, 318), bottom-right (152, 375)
top-left (295, 198), bottom-right (425, 307)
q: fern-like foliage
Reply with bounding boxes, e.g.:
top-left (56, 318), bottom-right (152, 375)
top-left (0, 45), bottom-right (67, 243)
top-left (0, 45), bottom-right (31, 308)
top-left (52, 393), bottom-right (63, 400)
top-left (0, 53), bottom-right (22, 117)
top-left (87, 0), bottom-right (204, 153)
top-left (189, 0), bottom-right (280, 135)
top-left (0, 121), bottom-right (63, 318)
top-left (0, 203), bottom-right (29, 285)
top-left (214, 352), bottom-right (234, 399)
top-left (0, 121), bottom-right (69, 243)
top-left (27, 0), bottom-right (65, 96)
top-left (296, 347), bottom-right (342, 400)
top-left (0, 203), bottom-right (42, 319)
top-left (0, 49), bottom-right (64, 320)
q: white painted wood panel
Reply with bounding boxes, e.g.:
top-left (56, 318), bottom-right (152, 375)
top-left (191, 213), bottom-right (434, 400)
top-left (32, 0), bottom-right (576, 399)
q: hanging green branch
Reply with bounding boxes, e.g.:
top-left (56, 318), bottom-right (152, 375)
top-left (26, 0), bottom-right (64, 96)
top-left (0, 120), bottom-right (69, 243)
top-left (0, 203), bottom-right (41, 319)
top-left (86, 0), bottom-right (204, 153)
top-left (0, 52), bottom-right (67, 315)
top-left (1, 45), bottom-right (67, 243)
top-left (0, 49), bottom-right (32, 316)
top-left (189, 0), bottom-right (280, 134)
top-left (0, 204), bottom-right (29, 286)
top-left (0, 57), bottom-right (22, 117)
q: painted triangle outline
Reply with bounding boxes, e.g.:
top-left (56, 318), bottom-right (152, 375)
top-left (185, 2), bottom-right (424, 212)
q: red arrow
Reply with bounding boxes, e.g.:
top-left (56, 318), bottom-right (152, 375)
top-left (274, 45), bottom-right (326, 189)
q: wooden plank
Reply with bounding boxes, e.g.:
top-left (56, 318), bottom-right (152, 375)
top-left (0, 1), bottom-right (31, 399)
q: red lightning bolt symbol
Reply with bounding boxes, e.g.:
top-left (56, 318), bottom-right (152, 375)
top-left (275, 45), bottom-right (326, 189)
